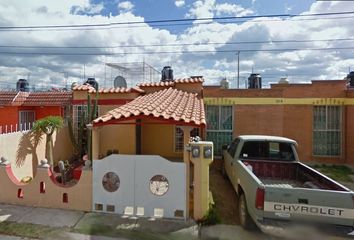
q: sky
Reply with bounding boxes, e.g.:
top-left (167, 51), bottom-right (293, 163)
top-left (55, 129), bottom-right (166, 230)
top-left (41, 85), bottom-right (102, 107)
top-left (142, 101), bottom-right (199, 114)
top-left (0, 0), bottom-right (353, 89)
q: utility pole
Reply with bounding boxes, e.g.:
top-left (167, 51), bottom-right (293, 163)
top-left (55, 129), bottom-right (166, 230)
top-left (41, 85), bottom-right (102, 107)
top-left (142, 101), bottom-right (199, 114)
top-left (236, 51), bottom-right (240, 89)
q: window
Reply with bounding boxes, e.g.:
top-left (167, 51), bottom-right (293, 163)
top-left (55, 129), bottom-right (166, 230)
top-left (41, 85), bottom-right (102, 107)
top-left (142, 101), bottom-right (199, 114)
top-left (205, 105), bottom-right (233, 156)
top-left (240, 141), bottom-right (295, 161)
top-left (174, 126), bottom-right (199, 152)
top-left (227, 139), bottom-right (239, 159)
top-left (313, 106), bottom-right (342, 156)
top-left (73, 105), bottom-right (87, 139)
top-left (19, 111), bottom-right (35, 131)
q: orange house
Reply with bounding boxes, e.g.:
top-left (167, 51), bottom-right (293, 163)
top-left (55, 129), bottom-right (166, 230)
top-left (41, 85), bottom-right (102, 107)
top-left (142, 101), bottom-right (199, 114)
top-left (0, 91), bottom-right (72, 132)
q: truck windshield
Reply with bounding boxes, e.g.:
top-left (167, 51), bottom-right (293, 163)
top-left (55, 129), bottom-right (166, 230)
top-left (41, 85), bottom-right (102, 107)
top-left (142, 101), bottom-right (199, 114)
top-left (239, 141), bottom-right (295, 161)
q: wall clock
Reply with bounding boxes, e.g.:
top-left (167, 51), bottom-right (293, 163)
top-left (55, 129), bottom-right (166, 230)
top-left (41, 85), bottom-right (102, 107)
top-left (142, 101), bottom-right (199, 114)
top-left (102, 172), bottom-right (120, 192)
top-left (149, 175), bottom-right (169, 196)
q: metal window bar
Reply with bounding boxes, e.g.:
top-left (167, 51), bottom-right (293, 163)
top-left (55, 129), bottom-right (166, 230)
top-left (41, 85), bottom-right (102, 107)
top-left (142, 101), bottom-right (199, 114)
top-left (313, 106), bottom-right (342, 156)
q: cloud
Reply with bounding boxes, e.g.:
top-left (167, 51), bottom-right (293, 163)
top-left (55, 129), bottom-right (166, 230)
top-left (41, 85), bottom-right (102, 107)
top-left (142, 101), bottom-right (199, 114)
top-left (175, 0), bottom-right (185, 8)
top-left (186, 0), bottom-right (254, 18)
top-left (118, 1), bottom-right (134, 13)
top-left (0, 0), bottom-right (353, 90)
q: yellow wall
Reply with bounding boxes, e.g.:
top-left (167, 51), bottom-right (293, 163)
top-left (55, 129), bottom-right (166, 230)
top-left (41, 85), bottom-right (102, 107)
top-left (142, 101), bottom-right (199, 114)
top-left (141, 122), bottom-right (183, 159)
top-left (0, 127), bottom-right (73, 180)
top-left (98, 124), bottom-right (136, 157)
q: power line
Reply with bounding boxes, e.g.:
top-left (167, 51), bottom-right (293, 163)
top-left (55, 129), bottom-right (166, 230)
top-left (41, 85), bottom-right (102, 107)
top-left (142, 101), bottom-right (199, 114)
top-left (0, 46), bottom-right (353, 56)
top-left (0, 11), bottom-right (353, 30)
top-left (1, 15), bottom-right (353, 32)
top-left (0, 37), bottom-right (353, 49)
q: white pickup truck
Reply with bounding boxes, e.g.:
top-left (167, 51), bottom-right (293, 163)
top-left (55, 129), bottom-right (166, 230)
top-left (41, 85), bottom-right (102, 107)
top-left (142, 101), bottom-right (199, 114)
top-left (223, 135), bottom-right (354, 237)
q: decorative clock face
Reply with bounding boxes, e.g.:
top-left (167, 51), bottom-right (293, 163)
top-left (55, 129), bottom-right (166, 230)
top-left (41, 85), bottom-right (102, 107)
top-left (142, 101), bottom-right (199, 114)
top-left (102, 172), bottom-right (120, 192)
top-left (149, 175), bottom-right (169, 196)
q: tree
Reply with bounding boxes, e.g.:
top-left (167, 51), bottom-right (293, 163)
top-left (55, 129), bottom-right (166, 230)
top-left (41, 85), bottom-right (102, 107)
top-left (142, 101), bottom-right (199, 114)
top-left (32, 116), bottom-right (63, 167)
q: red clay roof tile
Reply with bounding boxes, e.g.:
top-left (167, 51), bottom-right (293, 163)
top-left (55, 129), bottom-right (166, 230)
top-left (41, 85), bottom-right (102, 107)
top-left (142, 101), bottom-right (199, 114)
top-left (22, 92), bottom-right (72, 106)
top-left (0, 91), bottom-right (72, 106)
top-left (137, 77), bottom-right (204, 87)
top-left (93, 87), bottom-right (205, 126)
top-left (73, 84), bottom-right (144, 94)
top-left (0, 92), bottom-right (18, 106)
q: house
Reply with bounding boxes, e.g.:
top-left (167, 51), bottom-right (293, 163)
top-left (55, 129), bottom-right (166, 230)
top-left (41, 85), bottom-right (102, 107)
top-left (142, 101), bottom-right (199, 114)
top-left (203, 79), bottom-right (354, 166)
top-left (73, 76), bottom-right (354, 167)
top-left (0, 91), bottom-right (72, 133)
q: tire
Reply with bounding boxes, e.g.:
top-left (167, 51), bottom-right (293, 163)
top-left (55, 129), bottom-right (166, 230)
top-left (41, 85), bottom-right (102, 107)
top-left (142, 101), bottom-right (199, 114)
top-left (238, 193), bottom-right (256, 230)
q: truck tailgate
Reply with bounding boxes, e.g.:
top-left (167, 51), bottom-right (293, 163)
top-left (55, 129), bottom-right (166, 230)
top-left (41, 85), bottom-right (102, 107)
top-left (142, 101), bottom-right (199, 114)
top-left (263, 187), bottom-right (354, 227)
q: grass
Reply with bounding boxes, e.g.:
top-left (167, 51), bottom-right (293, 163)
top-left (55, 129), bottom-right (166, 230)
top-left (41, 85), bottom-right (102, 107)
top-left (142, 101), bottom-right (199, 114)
top-left (0, 221), bottom-right (60, 239)
top-left (0, 221), bottom-right (191, 240)
top-left (311, 164), bottom-right (354, 182)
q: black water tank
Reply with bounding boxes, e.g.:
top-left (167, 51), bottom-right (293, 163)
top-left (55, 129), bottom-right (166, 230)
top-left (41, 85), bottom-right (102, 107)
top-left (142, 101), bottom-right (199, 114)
top-left (347, 71), bottom-right (354, 87)
top-left (248, 73), bottom-right (262, 89)
top-left (161, 66), bottom-right (174, 81)
top-left (16, 79), bottom-right (29, 92)
top-left (85, 77), bottom-right (99, 90)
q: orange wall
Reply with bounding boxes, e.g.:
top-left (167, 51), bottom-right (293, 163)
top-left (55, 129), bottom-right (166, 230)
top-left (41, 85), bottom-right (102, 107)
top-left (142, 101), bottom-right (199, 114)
top-left (0, 107), bottom-right (18, 126)
top-left (34, 106), bottom-right (63, 120)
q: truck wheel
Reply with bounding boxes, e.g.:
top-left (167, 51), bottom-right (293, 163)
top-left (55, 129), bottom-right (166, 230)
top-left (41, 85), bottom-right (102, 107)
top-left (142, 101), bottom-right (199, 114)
top-left (238, 193), bottom-right (256, 230)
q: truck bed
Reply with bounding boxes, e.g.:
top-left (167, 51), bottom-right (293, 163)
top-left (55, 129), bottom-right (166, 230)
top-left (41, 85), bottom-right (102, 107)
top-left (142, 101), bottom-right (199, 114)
top-left (242, 160), bottom-right (349, 191)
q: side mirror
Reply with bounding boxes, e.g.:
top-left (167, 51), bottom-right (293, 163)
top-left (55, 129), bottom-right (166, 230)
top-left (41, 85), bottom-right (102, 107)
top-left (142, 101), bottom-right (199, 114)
top-left (222, 144), bottom-right (229, 150)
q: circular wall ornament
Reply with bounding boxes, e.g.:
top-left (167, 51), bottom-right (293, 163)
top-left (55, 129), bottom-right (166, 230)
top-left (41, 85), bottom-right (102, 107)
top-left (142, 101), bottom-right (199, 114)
top-left (102, 172), bottom-right (120, 192)
top-left (149, 175), bottom-right (169, 196)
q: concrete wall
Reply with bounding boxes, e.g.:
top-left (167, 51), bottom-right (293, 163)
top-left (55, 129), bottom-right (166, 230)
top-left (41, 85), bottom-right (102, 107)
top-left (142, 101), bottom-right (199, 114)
top-left (93, 154), bottom-right (186, 218)
top-left (0, 127), bottom-right (73, 180)
top-left (0, 165), bottom-right (92, 211)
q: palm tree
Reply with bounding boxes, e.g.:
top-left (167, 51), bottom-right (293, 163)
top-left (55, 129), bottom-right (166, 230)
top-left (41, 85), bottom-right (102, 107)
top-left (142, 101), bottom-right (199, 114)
top-left (32, 116), bottom-right (63, 167)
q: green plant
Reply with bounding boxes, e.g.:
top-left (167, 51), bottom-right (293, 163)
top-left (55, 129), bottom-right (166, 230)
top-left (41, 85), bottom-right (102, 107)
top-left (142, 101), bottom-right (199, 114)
top-left (198, 205), bottom-right (221, 226)
top-left (68, 89), bottom-right (98, 160)
top-left (32, 116), bottom-right (63, 167)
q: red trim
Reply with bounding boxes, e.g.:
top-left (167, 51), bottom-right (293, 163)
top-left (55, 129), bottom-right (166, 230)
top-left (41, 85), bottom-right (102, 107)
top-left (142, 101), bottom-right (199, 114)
top-left (5, 165), bottom-right (26, 186)
top-left (72, 99), bottom-right (133, 105)
top-left (93, 114), bottom-right (206, 127)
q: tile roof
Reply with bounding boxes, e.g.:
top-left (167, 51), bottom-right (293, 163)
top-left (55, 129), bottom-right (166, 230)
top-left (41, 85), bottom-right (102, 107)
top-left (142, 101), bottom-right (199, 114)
top-left (0, 91), bottom-right (72, 106)
top-left (72, 84), bottom-right (144, 94)
top-left (0, 92), bottom-right (19, 106)
top-left (72, 84), bottom-right (95, 92)
top-left (22, 92), bottom-right (72, 106)
top-left (93, 86), bottom-right (144, 94)
top-left (93, 87), bottom-right (206, 126)
top-left (137, 77), bottom-right (204, 87)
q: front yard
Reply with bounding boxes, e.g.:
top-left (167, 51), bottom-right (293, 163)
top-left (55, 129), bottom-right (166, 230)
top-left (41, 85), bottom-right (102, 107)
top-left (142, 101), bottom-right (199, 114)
top-left (310, 164), bottom-right (354, 190)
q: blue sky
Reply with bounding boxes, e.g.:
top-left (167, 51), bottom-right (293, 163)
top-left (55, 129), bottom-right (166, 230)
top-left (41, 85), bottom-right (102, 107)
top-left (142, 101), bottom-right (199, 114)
top-left (0, 0), bottom-right (353, 88)
top-left (94, 0), bottom-right (315, 19)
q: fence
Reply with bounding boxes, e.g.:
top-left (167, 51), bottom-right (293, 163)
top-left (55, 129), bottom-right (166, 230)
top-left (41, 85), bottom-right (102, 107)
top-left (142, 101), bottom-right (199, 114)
top-left (0, 122), bottom-right (34, 135)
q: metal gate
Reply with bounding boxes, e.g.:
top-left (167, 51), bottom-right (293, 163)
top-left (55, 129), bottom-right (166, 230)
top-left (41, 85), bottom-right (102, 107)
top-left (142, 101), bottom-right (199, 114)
top-left (92, 154), bottom-right (186, 219)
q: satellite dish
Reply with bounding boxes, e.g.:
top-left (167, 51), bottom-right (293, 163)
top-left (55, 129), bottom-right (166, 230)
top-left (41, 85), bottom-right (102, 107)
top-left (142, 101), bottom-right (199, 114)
top-left (114, 76), bottom-right (127, 88)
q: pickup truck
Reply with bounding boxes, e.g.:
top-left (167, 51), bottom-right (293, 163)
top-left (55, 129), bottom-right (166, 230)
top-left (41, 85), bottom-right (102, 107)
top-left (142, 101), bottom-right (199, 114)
top-left (223, 135), bottom-right (354, 237)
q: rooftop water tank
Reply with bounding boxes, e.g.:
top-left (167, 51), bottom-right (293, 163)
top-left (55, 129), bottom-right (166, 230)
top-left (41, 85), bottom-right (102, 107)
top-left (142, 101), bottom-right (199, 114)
top-left (161, 66), bottom-right (173, 82)
top-left (16, 79), bottom-right (29, 92)
top-left (248, 73), bottom-right (262, 89)
top-left (85, 77), bottom-right (99, 90)
top-left (347, 71), bottom-right (354, 87)
top-left (220, 78), bottom-right (229, 89)
top-left (278, 77), bottom-right (289, 84)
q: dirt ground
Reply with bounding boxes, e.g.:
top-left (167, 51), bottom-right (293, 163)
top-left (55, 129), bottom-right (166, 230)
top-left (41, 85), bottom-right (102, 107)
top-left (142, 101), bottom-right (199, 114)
top-left (209, 159), bottom-right (240, 225)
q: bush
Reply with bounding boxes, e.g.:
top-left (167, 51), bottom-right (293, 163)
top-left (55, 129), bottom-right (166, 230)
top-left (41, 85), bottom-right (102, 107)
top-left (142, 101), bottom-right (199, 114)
top-left (198, 205), bottom-right (221, 226)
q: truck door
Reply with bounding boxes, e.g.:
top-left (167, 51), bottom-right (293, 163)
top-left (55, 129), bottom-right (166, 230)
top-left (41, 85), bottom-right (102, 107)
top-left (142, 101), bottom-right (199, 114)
top-left (225, 139), bottom-right (239, 187)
